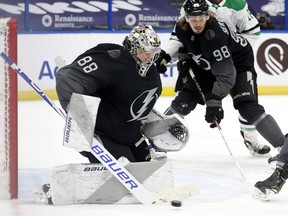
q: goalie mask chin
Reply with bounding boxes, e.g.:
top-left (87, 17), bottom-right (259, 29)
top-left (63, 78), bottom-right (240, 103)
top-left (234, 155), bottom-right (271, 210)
top-left (123, 24), bottom-right (161, 77)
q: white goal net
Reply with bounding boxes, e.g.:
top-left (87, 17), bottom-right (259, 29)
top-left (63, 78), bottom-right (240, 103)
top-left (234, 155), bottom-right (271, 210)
top-left (0, 17), bottom-right (18, 199)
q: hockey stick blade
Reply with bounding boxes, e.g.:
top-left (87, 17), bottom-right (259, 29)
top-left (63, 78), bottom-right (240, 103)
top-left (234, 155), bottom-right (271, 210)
top-left (1, 52), bottom-right (199, 205)
top-left (152, 182), bottom-right (199, 204)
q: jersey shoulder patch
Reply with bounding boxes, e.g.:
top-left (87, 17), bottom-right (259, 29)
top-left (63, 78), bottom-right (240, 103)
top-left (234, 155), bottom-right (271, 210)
top-left (205, 29), bottom-right (216, 40)
top-left (107, 49), bottom-right (121, 58)
top-left (95, 43), bottom-right (123, 59)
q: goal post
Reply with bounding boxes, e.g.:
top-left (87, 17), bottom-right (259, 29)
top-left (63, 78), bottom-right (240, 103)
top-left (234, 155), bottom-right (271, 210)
top-left (0, 18), bottom-right (18, 199)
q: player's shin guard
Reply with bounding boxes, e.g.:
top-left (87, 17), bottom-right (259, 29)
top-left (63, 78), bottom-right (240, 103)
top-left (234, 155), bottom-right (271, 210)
top-left (254, 114), bottom-right (285, 149)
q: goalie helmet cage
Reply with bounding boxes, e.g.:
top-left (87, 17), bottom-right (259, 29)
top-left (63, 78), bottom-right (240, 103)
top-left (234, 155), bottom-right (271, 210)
top-left (0, 18), bottom-right (18, 199)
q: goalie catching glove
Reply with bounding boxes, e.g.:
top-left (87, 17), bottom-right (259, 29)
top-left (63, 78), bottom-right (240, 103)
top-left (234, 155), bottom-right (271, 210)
top-left (141, 110), bottom-right (189, 152)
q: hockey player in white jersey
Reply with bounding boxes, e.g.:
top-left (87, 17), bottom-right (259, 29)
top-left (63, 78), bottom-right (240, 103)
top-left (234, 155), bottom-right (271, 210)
top-left (157, 0), bottom-right (271, 157)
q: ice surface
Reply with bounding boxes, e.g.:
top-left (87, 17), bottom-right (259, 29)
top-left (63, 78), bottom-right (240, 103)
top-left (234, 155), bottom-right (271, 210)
top-left (1, 95), bottom-right (288, 216)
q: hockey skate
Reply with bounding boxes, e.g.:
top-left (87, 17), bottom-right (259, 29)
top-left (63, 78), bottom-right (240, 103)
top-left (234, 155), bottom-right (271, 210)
top-left (33, 184), bottom-right (53, 205)
top-left (240, 130), bottom-right (271, 156)
top-left (253, 163), bottom-right (288, 201)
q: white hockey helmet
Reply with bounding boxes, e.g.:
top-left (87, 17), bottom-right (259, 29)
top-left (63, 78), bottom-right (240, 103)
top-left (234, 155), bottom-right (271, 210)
top-left (123, 24), bottom-right (161, 77)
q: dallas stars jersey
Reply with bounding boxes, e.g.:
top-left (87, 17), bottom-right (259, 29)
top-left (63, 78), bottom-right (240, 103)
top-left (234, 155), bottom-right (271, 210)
top-left (207, 0), bottom-right (260, 45)
top-left (56, 43), bottom-right (162, 145)
top-left (175, 17), bottom-right (254, 99)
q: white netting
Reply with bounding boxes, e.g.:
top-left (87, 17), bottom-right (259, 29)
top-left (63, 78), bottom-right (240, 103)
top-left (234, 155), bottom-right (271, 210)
top-left (0, 18), bottom-right (11, 199)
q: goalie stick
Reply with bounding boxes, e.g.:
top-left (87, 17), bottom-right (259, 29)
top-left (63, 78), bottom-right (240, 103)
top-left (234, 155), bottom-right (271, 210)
top-left (188, 68), bottom-right (246, 180)
top-left (1, 52), bottom-right (199, 204)
top-left (0, 53), bottom-right (66, 119)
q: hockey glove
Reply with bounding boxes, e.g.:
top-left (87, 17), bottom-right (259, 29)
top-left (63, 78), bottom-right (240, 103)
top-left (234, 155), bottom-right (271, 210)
top-left (141, 110), bottom-right (189, 152)
top-left (205, 99), bottom-right (224, 128)
top-left (177, 58), bottom-right (194, 74)
top-left (155, 50), bottom-right (171, 74)
top-left (177, 47), bottom-right (194, 74)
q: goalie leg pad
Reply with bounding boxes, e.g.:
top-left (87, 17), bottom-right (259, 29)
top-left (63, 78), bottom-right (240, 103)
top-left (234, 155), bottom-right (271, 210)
top-left (50, 160), bottom-right (173, 205)
top-left (63, 93), bottom-right (101, 152)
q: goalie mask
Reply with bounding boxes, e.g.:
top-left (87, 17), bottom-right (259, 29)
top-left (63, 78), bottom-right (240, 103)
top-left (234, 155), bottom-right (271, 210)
top-left (123, 24), bottom-right (161, 77)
